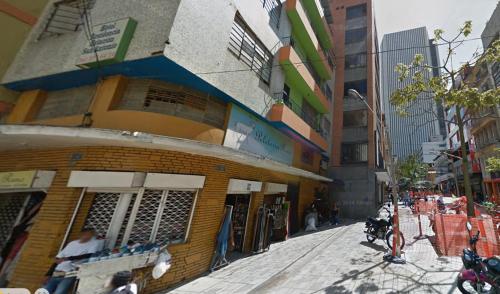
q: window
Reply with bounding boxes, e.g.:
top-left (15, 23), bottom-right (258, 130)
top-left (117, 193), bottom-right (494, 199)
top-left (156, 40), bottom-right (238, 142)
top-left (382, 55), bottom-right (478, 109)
top-left (229, 14), bottom-right (273, 83)
top-left (344, 80), bottom-right (367, 97)
top-left (322, 83), bottom-right (333, 101)
top-left (345, 28), bottom-right (367, 44)
top-left (261, 0), bottom-right (282, 28)
top-left (301, 148), bottom-right (314, 165)
top-left (344, 110), bottom-right (368, 127)
top-left (342, 142), bottom-right (368, 163)
top-left (346, 4), bottom-right (367, 19)
top-left (37, 85), bottom-right (95, 120)
top-left (39, 0), bottom-right (96, 39)
top-left (345, 53), bottom-right (367, 69)
top-left (84, 189), bottom-right (197, 248)
top-left (119, 79), bottom-right (227, 128)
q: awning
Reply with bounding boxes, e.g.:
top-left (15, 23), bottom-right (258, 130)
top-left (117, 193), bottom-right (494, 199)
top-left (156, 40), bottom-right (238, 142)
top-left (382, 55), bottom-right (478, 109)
top-left (0, 125), bottom-right (332, 182)
top-left (434, 173), bottom-right (455, 185)
top-left (375, 171), bottom-right (391, 183)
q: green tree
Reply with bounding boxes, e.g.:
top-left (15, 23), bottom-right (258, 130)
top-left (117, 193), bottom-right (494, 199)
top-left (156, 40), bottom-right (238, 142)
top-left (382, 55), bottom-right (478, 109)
top-left (396, 154), bottom-right (429, 189)
top-left (486, 148), bottom-right (500, 173)
top-left (391, 21), bottom-right (500, 217)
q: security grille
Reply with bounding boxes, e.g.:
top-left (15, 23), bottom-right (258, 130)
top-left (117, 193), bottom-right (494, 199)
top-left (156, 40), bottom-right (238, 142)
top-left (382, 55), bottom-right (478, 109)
top-left (156, 190), bottom-right (196, 244)
top-left (84, 192), bottom-right (120, 238)
top-left (39, 0), bottom-right (96, 40)
top-left (128, 190), bottom-right (163, 244)
top-left (228, 14), bottom-right (273, 83)
top-left (82, 189), bottom-right (197, 247)
top-left (0, 194), bottom-right (27, 251)
top-left (118, 79), bottom-right (227, 128)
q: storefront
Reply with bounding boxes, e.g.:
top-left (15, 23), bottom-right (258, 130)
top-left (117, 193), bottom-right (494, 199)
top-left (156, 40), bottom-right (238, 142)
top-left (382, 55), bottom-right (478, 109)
top-left (263, 183), bottom-right (289, 243)
top-left (0, 126), bottom-right (330, 293)
top-left (0, 170), bottom-right (55, 287)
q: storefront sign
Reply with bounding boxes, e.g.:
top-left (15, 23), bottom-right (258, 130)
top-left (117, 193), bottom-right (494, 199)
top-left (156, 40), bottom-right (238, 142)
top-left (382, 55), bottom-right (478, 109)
top-left (0, 171), bottom-right (36, 189)
top-left (224, 105), bottom-right (294, 165)
top-left (77, 18), bottom-right (137, 68)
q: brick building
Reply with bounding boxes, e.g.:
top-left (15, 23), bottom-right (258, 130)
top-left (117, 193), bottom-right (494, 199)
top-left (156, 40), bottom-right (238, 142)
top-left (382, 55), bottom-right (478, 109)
top-left (0, 0), bottom-right (334, 292)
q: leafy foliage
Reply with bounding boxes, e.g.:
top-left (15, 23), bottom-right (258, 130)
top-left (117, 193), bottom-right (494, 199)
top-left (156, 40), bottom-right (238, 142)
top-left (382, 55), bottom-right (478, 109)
top-left (486, 148), bottom-right (500, 173)
top-left (396, 154), bottom-right (429, 188)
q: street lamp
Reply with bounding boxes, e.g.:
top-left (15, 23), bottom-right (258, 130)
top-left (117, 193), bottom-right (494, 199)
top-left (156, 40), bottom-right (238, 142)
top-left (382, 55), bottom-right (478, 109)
top-left (348, 89), bottom-right (405, 263)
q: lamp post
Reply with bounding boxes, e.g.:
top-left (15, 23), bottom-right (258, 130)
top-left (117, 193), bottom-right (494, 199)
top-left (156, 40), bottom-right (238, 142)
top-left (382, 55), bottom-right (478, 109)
top-left (348, 89), bottom-right (404, 263)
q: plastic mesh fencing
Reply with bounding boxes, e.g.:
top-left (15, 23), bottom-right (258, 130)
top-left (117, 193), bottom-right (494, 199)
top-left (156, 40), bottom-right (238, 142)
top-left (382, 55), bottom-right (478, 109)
top-left (414, 200), bottom-right (437, 215)
top-left (434, 214), bottom-right (499, 257)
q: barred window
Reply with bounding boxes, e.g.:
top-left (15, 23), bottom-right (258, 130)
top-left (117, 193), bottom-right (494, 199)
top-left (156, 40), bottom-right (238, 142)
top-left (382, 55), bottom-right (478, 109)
top-left (39, 0), bottom-right (96, 40)
top-left (228, 14), bottom-right (273, 84)
top-left (261, 0), bottom-right (282, 28)
top-left (341, 142), bottom-right (368, 163)
top-left (83, 189), bottom-right (197, 249)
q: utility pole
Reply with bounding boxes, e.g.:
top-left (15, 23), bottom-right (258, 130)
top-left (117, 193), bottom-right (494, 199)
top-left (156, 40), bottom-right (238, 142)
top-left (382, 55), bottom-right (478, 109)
top-left (348, 89), bottom-right (404, 263)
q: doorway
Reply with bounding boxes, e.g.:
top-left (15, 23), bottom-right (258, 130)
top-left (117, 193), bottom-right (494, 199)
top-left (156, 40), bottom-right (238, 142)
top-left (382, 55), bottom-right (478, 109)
top-left (0, 191), bottom-right (46, 287)
top-left (225, 194), bottom-right (251, 252)
top-left (286, 184), bottom-right (300, 235)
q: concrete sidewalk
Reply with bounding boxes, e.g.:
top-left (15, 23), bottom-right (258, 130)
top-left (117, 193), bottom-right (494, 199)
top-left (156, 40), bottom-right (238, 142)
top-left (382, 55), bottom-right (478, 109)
top-left (167, 206), bottom-right (463, 293)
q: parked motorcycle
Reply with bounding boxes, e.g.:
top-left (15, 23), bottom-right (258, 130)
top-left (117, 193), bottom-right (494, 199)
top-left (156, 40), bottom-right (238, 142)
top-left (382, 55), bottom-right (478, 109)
top-left (457, 221), bottom-right (500, 294)
top-left (364, 206), bottom-right (405, 250)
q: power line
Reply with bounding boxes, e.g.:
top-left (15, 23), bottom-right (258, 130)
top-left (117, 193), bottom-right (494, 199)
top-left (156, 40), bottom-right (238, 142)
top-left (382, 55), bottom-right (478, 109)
top-left (191, 35), bottom-right (493, 77)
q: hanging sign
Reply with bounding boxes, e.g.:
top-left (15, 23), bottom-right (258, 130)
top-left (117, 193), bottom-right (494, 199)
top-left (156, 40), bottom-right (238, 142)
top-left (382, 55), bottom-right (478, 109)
top-left (77, 18), bottom-right (137, 68)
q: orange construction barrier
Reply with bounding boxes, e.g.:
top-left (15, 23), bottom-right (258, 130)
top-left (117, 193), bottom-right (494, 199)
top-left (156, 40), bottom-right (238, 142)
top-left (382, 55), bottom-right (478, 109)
top-left (415, 200), bottom-right (437, 215)
top-left (434, 214), bottom-right (499, 257)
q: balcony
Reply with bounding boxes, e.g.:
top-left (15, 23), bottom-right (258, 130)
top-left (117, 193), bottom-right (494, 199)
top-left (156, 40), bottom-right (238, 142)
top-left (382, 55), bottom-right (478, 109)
top-left (471, 107), bottom-right (499, 134)
top-left (285, 0), bottom-right (333, 79)
top-left (300, 0), bottom-right (333, 51)
top-left (279, 46), bottom-right (330, 114)
top-left (268, 101), bottom-right (328, 151)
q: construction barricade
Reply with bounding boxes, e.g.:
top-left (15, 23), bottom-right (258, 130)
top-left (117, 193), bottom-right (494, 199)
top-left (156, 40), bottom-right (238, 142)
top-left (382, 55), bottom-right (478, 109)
top-left (414, 200), bottom-right (437, 215)
top-left (434, 213), bottom-right (499, 257)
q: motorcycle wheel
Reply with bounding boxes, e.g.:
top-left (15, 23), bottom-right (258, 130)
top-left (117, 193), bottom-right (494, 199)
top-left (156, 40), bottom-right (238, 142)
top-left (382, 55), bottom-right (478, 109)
top-left (386, 230), bottom-right (405, 250)
top-left (457, 278), bottom-right (497, 294)
top-left (366, 227), bottom-right (376, 243)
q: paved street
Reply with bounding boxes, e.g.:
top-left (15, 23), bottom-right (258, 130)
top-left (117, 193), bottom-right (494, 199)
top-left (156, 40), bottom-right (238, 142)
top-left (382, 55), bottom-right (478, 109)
top-left (168, 206), bottom-right (463, 294)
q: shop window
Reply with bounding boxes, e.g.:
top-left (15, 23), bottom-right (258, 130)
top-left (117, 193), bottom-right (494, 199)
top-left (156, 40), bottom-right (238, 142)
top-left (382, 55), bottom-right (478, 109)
top-left (344, 109), bottom-right (368, 127)
top-left (341, 142), bottom-right (368, 163)
top-left (345, 27), bottom-right (367, 44)
top-left (228, 13), bottom-right (273, 83)
top-left (346, 4), bottom-right (367, 19)
top-left (345, 53), bottom-right (367, 69)
top-left (84, 189), bottom-right (197, 249)
top-left (39, 0), bottom-right (96, 40)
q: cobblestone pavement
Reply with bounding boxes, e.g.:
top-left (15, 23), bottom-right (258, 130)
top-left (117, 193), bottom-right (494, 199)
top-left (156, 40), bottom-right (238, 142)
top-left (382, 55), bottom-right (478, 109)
top-left (168, 205), bottom-right (463, 294)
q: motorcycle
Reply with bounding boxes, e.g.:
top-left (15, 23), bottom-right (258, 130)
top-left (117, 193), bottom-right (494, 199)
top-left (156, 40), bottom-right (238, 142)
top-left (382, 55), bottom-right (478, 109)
top-left (364, 206), bottom-right (405, 250)
top-left (457, 221), bottom-right (500, 294)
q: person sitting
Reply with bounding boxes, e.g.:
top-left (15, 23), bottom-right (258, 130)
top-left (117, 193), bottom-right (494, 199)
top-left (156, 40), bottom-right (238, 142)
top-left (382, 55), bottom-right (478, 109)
top-left (43, 227), bottom-right (103, 294)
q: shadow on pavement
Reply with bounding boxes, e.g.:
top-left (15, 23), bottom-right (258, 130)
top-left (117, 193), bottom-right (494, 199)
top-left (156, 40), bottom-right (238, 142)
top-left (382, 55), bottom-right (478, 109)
top-left (359, 241), bottom-right (387, 252)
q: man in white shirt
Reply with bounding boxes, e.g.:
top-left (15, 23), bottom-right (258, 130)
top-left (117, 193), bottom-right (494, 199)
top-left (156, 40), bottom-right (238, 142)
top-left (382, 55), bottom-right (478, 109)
top-left (43, 228), bottom-right (103, 294)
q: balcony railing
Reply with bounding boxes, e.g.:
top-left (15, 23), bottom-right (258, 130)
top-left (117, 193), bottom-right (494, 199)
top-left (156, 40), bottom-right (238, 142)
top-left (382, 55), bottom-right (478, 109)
top-left (273, 92), bottom-right (328, 139)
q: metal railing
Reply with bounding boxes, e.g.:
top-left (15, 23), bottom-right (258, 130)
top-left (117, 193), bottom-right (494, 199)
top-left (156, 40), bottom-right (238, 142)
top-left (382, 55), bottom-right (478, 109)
top-left (273, 93), bottom-right (328, 139)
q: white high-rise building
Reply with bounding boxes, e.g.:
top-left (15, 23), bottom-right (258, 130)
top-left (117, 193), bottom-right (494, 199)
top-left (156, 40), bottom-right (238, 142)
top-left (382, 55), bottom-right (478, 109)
top-left (381, 27), bottom-right (445, 160)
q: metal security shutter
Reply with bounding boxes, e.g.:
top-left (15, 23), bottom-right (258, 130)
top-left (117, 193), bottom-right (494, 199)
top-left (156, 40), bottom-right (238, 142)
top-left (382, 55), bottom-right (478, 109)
top-left (127, 190), bottom-right (163, 244)
top-left (0, 194), bottom-right (27, 251)
top-left (115, 194), bottom-right (137, 246)
top-left (84, 192), bottom-right (121, 238)
top-left (155, 190), bottom-right (196, 244)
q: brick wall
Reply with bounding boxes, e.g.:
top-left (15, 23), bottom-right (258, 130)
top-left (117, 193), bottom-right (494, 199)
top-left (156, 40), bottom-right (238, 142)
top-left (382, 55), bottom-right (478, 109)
top-left (0, 146), bottom-right (323, 293)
